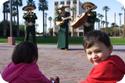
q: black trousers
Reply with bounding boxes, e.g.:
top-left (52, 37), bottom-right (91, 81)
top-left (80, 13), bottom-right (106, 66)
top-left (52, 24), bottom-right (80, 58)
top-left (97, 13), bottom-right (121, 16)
top-left (24, 25), bottom-right (36, 44)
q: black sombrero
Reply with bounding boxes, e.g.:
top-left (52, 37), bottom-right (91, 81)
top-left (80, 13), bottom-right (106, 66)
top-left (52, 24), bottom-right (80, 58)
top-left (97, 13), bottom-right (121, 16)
top-left (82, 2), bottom-right (97, 10)
top-left (22, 4), bottom-right (36, 11)
top-left (57, 5), bottom-right (69, 10)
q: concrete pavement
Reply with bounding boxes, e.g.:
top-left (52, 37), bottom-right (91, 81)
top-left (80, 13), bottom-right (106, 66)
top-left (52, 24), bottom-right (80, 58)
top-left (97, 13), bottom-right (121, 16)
top-left (0, 44), bottom-right (125, 83)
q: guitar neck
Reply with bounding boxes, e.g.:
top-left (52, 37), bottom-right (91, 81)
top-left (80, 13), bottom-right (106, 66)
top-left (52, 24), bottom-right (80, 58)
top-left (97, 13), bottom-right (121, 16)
top-left (62, 16), bottom-right (71, 21)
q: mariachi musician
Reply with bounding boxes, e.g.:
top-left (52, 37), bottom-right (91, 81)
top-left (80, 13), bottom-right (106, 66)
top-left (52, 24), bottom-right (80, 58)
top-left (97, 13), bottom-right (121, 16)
top-left (22, 4), bottom-right (37, 44)
top-left (71, 2), bottom-right (97, 35)
top-left (55, 5), bottom-right (71, 50)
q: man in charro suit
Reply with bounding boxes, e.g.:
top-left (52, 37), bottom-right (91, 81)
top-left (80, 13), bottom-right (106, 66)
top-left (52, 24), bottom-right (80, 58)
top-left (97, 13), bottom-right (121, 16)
top-left (71, 2), bottom-right (97, 35)
top-left (55, 5), bottom-right (71, 50)
top-left (82, 2), bottom-right (97, 35)
top-left (23, 5), bottom-right (37, 44)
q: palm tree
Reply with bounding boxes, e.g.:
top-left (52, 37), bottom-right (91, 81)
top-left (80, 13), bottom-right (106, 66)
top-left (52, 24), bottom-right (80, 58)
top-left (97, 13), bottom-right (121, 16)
top-left (111, 22), bottom-right (118, 27)
top-left (118, 13), bottom-right (122, 36)
top-left (48, 16), bottom-right (52, 28)
top-left (12, 0), bottom-right (23, 36)
top-left (12, 6), bottom-right (17, 23)
top-left (121, 7), bottom-right (125, 37)
top-left (38, 0), bottom-right (48, 36)
top-left (121, 6), bottom-right (125, 25)
top-left (118, 13), bottom-right (122, 26)
top-left (97, 13), bottom-right (104, 28)
top-left (95, 18), bottom-right (100, 30)
top-left (101, 20), bottom-right (107, 32)
top-left (101, 20), bottom-right (106, 28)
top-left (3, 1), bottom-right (10, 36)
top-left (114, 12), bottom-right (116, 24)
top-left (103, 6), bottom-right (110, 28)
top-left (27, 0), bottom-right (35, 5)
top-left (3, 1), bottom-right (10, 21)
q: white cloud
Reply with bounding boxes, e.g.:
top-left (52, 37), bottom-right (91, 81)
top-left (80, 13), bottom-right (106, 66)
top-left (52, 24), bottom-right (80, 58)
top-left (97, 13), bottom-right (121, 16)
top-left (0, 0), bottom-right (8, 8)
top-left (0, 0), bottom-right (9, 21)
top-left (116, 0), bottom-right (125, 7)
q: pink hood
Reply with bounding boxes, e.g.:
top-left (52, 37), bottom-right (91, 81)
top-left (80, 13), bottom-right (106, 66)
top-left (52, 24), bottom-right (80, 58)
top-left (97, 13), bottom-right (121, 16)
top-left (2, 63), bottom-right (51, 83)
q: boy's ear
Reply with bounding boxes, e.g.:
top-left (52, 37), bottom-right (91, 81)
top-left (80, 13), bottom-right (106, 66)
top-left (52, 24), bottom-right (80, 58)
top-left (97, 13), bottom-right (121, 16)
top-left (108, 46), bottom-right (113, 53)
top-left (109, 45), bottom-right (113, 50)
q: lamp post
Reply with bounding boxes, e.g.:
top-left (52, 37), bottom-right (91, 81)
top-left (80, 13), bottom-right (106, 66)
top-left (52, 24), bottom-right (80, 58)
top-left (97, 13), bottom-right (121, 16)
top-left (8, 0), bottom-right (15, 45)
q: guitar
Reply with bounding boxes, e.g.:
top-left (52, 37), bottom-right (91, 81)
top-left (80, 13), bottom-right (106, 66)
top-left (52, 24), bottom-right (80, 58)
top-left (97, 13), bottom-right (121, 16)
top-left (56, 16), bottom-right (72, 26)
top-left (71, 6), bottom-right (96, 29)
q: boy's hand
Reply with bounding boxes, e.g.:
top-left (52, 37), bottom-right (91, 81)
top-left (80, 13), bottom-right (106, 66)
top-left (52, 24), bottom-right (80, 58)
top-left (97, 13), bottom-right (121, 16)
top-left (50, 76), bottom-right (60, 83)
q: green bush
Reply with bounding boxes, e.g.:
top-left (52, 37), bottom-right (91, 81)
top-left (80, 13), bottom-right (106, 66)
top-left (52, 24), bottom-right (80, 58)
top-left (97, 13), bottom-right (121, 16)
top-left (0, 36), bottom-right (124, 45)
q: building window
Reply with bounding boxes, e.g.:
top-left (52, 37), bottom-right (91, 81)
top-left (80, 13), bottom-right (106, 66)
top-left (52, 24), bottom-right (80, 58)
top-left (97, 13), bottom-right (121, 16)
top-left (73, 0), bottom-right (77, 4)
top-left (60, 1), bottom-right (64, 5)
top-left (55, 2), bottom-right (58, 5)
top-left (67, 1), bottom-right (70, 5)
top-left (79, 32), bottom-right (83, 36)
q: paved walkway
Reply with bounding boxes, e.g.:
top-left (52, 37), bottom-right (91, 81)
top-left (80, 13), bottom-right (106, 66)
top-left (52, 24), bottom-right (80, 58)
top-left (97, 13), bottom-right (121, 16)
top-left (0, 44), bottom-right (125, 83)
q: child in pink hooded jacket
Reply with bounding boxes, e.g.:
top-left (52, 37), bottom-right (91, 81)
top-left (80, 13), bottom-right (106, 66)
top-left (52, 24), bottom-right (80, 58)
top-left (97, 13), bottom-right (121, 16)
top-left (2, 41), bottom-right (51, 83)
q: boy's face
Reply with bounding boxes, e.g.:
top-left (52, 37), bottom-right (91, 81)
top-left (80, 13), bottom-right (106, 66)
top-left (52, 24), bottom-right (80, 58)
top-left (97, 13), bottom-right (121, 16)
top-left (85, 41), bottom-right (112, 65)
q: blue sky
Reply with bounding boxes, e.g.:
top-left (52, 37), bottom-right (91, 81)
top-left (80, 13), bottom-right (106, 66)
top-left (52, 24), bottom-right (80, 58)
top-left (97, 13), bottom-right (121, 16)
top-left (0, 0), bottom-right (125, 32)
top-left (84, 0), bottom-right (124, 24)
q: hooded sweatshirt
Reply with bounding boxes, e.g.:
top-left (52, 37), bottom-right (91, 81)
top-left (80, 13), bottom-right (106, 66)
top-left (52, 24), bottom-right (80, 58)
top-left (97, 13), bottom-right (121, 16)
top-left (80, 55), bottom-right (125, 83)
top-left (2, 62), bottom-right (51, 83)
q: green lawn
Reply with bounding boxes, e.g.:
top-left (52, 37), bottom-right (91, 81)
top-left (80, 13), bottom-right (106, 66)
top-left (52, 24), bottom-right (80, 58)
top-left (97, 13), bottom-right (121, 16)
top-left (111, 37), bottom-right (125, 45)
top-left (0, 36), bottom-right (125, 45)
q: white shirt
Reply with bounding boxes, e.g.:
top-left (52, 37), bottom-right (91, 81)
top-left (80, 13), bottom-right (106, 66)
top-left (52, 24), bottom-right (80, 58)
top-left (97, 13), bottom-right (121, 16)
top-left (117, 75), bottom-right (125, 83)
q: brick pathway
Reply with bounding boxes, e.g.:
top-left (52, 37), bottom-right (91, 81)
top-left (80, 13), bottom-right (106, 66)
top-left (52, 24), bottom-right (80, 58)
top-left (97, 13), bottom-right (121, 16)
top-left (0, 44), bottom-right (125, 83)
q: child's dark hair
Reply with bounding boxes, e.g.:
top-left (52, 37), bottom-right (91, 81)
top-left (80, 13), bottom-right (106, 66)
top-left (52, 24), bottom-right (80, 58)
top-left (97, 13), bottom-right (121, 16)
top-left (12, 41), bottom-right (38, 64)
top-left (83, 30), bottom-right (112, 50)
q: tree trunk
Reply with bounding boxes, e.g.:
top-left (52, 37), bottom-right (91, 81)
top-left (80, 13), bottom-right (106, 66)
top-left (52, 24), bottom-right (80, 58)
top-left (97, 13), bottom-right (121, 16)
top-left (123, 25), bottom-right (125, 37)
top-left (3, 21), bottom-right (7, 37)
top-left (43, 10), bottom-right (45, 36)
top-left (3, 12), bottom-right (6, 36)
top-left (17, 5), bottom-right (20, 36)
top-left (124, 9), bottom-right (125, 25)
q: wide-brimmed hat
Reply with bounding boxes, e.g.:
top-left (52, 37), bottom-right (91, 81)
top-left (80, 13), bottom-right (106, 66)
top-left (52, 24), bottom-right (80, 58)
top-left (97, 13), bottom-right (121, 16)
top-left (22, 4), bottom-right (36, 11)
top-left (57, 5), bottom-right (69, 10)
top-left (82, 2), bottom-right (97, 10)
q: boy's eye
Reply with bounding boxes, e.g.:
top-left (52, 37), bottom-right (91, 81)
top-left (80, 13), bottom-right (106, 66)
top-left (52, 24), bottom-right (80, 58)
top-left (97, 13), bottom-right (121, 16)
top-left (87, 52), bottom-right (92, 55)
top-left (94, 50), bottom-right (102, 53)
top-left (86, 50), bottom-right (102, 55)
